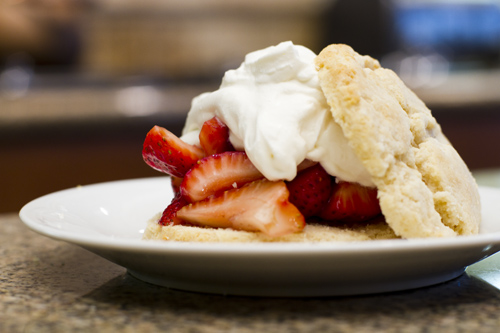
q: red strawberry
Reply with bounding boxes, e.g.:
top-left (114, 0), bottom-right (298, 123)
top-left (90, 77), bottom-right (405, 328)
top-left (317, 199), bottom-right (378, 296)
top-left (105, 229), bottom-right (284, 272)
top-left (170, 176), bottom-right (183, 195)
top-left (286, 164), bottom-right (332, 218)
top-left (158, 194), bottom-right (189, 226)
top-left (199, 116), bottom-right (234, 155)
top-left (176, 179), bottom-right (305, 237)
top-left (320, 181), bottom-right (381, 222)
top-left (143, 126), bottom-right (205, 178)
top-left (180, 151), bottom-right (264, 202)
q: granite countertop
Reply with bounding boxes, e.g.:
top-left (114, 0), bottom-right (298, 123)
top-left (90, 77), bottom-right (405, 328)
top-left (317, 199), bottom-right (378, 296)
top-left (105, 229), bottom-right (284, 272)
top-left (2, 213), bottom-right (500, 332)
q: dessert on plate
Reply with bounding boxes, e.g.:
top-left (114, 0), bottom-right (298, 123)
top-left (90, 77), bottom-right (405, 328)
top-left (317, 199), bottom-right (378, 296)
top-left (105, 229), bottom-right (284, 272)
top-left (142, 41), bottom-right (481, 242)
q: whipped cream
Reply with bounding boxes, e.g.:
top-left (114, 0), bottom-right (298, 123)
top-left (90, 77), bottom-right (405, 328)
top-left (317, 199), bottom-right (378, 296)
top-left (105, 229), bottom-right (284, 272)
top-left (181, 41), bottom-right (374, 187)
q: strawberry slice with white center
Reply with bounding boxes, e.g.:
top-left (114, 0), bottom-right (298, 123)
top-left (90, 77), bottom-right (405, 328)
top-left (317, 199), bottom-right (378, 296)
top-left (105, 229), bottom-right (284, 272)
top-left (180, 151), bottom-right (264, 202)
top-left (199, 116), bottom-right (234, 155)
top-left (176, 179), bottom-right (305, 237)
top-left (320, 181), bottom-right (381, 223)
top-left (143, 126), bottom-right (205, 178)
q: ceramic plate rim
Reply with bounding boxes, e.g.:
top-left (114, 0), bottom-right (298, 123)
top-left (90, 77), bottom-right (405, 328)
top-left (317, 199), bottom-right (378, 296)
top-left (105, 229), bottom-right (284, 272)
top-left (18, 177), bottom-right (500, 255)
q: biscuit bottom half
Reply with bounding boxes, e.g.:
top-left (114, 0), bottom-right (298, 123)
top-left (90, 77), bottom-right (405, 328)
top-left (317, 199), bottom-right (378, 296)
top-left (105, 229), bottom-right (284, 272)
top-left (143, 214), bottom-right (399, 243)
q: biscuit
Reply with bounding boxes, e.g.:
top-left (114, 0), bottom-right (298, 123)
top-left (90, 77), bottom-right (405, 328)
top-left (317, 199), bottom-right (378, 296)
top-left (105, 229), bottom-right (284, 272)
top-left (143, 215), bottom-right (398, 242)
top-left (315, 44), bottom-right (481, 238)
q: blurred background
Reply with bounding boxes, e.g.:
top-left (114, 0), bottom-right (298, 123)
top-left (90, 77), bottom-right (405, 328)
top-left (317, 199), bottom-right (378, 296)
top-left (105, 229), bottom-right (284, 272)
top-left (2, 0), bottom-right (500, 213)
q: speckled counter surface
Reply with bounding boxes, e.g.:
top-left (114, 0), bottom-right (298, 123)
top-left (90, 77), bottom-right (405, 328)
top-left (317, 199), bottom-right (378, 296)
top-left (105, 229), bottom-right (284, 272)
top-left (2, 213), bottom-right (500, 332)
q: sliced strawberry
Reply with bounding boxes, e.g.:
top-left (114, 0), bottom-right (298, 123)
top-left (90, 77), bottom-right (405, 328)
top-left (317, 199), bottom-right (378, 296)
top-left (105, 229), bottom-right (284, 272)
top-left (180, 151), bottom-right (264, 202)
top-left (158, 194), bottom-right (189, 226)
top-left (199, 116), bottom-right (234, 155)
top-left (320, 181), bottom-right (381, 223)
top-left (286, 164), bottom-right (332, 218)
top-left (170, 176), bottom-right (183, 195)
top-left (143, 126), bottom-right (205, 178)
top-left (176, 179), bottom-right (305, 237)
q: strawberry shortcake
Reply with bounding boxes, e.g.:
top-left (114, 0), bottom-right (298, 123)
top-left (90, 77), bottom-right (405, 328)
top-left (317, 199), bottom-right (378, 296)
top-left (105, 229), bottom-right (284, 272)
top-left (142, 42), bottom-right (481, 242)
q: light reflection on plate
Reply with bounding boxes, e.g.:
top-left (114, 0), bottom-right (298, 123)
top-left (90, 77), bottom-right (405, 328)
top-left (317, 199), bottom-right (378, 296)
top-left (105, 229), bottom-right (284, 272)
top-left (19, 177), bottom-right (500, 297)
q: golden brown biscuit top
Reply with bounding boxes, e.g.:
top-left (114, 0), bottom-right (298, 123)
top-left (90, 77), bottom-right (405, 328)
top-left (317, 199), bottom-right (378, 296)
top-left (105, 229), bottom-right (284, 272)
top-left (315, 44), bottom-right (481, 238)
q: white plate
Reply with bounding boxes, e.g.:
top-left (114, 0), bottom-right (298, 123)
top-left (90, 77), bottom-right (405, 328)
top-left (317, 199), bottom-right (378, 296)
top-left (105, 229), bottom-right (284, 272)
top-left (19, 177), bottom-right (500, 297)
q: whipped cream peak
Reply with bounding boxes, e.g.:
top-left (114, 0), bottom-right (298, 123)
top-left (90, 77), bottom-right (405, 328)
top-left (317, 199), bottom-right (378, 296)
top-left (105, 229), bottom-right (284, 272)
top-left (241, 41), bottom-right (316, 84)
top-left (181, 41), bottom-right (374, 187)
